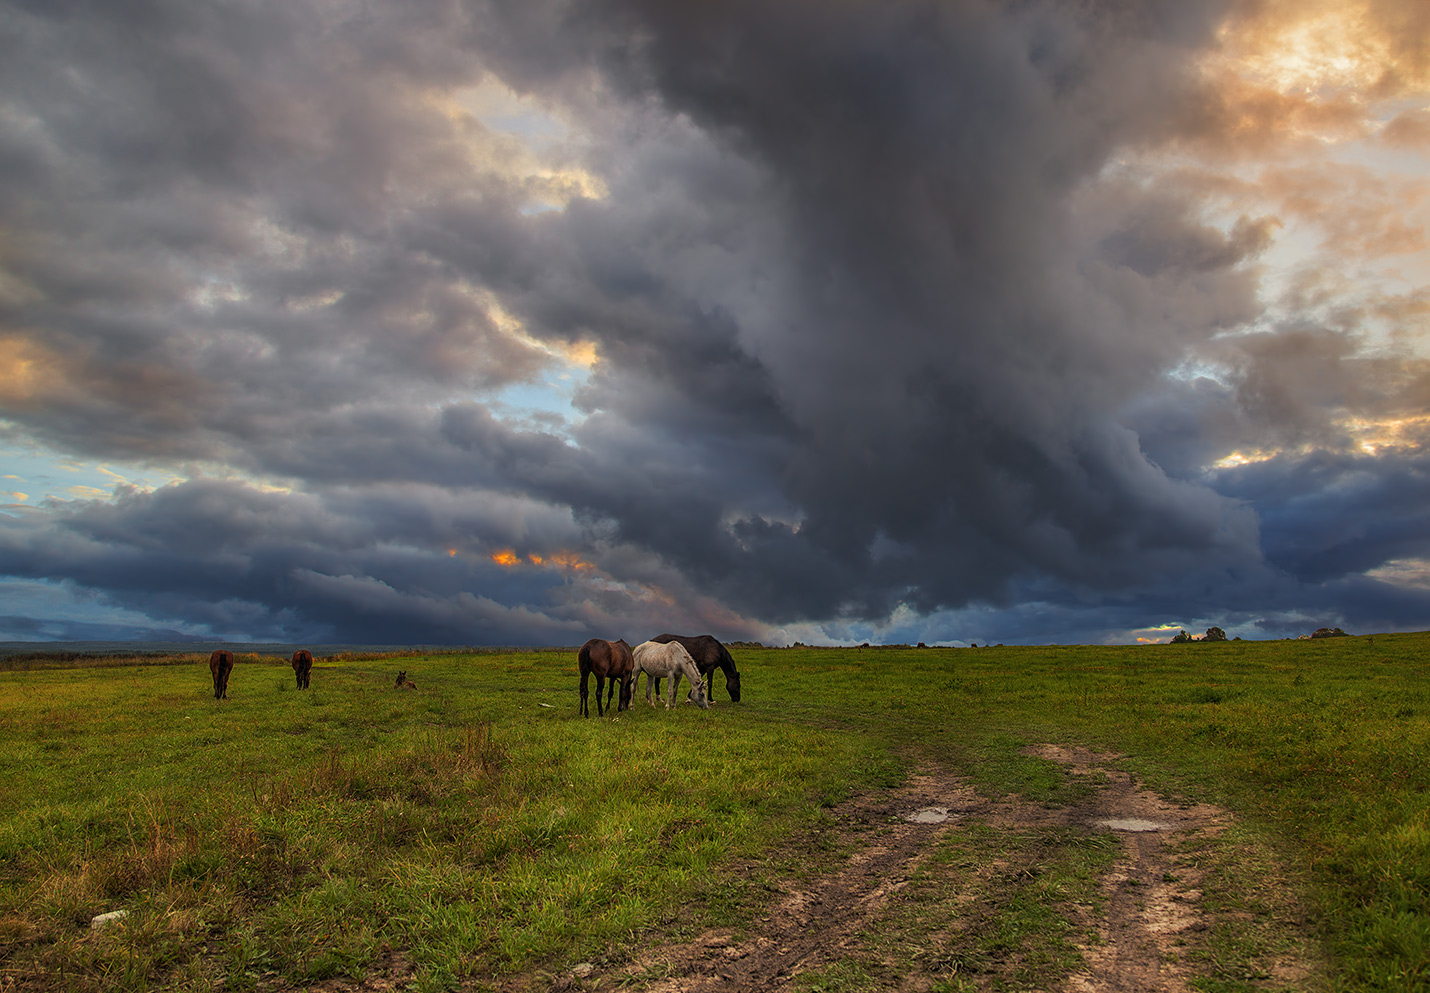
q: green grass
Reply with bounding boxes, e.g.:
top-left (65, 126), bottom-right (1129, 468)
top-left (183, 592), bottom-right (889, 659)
top-left (1, 635), bottom-right (1428, 990)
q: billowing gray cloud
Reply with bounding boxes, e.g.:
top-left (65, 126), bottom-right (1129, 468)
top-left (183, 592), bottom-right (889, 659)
top-left (1, 0), bottom-right (1428, 645)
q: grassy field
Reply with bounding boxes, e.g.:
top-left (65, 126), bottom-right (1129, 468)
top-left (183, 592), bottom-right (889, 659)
top-left (1, 634), bottom-right (1427, 991)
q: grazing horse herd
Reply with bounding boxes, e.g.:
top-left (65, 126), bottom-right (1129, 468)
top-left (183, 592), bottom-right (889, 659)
top-left (205, 633), bottom-right (742, 714)
top-left (578, 633), bottom-right (741, 717)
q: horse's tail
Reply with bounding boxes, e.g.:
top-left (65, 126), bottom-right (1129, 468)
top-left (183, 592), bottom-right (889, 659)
top-left (577, 644), bottom-right (591, 715)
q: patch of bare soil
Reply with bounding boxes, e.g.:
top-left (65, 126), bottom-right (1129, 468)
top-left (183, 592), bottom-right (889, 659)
top-left (1021, 744), bottom-right (1229, 993)
top-left (509, 746), bottom-right (1252, 993)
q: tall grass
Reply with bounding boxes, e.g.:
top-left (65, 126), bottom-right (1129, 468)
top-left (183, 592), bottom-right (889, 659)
top-left (0, 636), bottom-right (1427, 990)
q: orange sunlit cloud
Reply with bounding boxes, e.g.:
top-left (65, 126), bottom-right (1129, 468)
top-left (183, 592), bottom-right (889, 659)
top-left (488, 548), bottom-right (597, 571)
top-left (1185, 1), bottom-right (1430, 154)
top-left (546, 552), bottom-right (596, 572)
top-left (0, 335), bottom-right (62, 409)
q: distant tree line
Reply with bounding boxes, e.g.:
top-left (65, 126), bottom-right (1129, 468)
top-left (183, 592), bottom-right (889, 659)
top-left (1169, 627), bottom-right (1230, 643)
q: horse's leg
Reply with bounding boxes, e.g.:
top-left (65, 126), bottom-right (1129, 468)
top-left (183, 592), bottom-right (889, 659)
top-left (603, 672), bottom-right (616, 715)
top-left (580, 669), bottom-right (590, 717)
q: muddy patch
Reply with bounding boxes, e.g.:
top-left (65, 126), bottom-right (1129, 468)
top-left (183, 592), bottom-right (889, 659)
top-left (903, 807), bottom-right (951, 824)
top-left (1098, 818), bottom-right (1171, 832)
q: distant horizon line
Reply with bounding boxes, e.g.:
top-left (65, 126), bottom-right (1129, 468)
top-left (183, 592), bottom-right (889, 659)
top-left (2, 631), bottom-right (1402, 659)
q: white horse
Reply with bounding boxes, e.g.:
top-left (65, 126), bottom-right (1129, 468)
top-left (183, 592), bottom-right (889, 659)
top-left (632, 640), bottom-right (710, 710)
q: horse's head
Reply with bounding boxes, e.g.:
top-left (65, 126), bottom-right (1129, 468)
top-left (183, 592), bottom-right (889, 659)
top-left (687, 666), bottom-right (710, 710)
top-left (725, 669), bottom-right (741, 702)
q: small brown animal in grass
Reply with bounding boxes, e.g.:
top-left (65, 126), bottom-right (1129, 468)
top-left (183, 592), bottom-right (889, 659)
top-left (291, 649), bottom-right (313, 689)
top-left (395, 670), bottom-right (416, 689)
top-left (209, 650), bottom-right (235, 699)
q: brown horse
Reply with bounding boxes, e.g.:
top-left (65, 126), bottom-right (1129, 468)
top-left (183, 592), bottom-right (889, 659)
top-left (578, 638), bottom-right (635, 717)
top-left (291, 649), bottom-right (313, 689)
top-left (209, 650), bottom-right (234, 699)
top-left (649, 634), bottom-right (741, 702)
top-left (395, 670), bottom-right (416, 689)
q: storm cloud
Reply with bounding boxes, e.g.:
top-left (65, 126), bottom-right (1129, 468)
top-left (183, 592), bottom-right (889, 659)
top-left (2, 0), bottom-right (1428, 645)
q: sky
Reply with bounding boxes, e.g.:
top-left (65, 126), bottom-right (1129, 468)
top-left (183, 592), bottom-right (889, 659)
top-left (0, 0), bottom-right (1427, 648)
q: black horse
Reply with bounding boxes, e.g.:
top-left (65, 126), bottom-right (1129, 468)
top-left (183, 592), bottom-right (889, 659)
top-left (648, 634), bottom-right (741, 703)
top-left (209, 649), bottom-right (234, 699)
top-left (578, 638), bottom-right (635, 717)
top-left (291, 649), bottom-right (313, 689)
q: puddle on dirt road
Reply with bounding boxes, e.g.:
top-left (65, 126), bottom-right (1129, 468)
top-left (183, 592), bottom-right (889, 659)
top-left (1097, 818), bottom-right (1171, 832)
top-left (904, 807), bottom-right (950, 823)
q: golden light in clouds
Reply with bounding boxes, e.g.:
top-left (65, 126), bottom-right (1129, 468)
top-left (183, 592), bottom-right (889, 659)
top-left (1341, 413), bottom-right (1430, 454)
top-left (1195, 0), bottom-right (1430, 148)
top-left (471, 286), bottom-right (600, 370)
top-left (546, 552), bottom-right (596, 572)
top-left (1212, 412), bottom-right (1430, 469)
top-left (0, 336), bottom-right (59, 408)
top-left (433, 77), bottom-right (610, 213)
top-left (1220, 3), bottom-right (1393, 96)
top-left (488, 549), bottom-right (596, 571)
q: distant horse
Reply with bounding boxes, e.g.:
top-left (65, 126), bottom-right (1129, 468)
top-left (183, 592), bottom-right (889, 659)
top-left (632, 640), bottom-right (709, 710)
top-left (395, 670), bottom-right (416, 689)
top-left (209, 650), bottom-right (234, 700)
top-left (578, 638), bottom-right (635, 717)
top-left (649, 634), bottom-right (741, 703)
top-left (291, 650), bottom-right (313, 690)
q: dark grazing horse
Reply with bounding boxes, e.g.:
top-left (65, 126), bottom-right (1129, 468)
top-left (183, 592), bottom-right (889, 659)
top-left (578, 638), bottom-right (635, 717)
top-left (291, 649), bottom-right (313, 689)
top-left (649, 634), bottom-right (741, 703)
top-left (209, 650), bottom-right (234, 700)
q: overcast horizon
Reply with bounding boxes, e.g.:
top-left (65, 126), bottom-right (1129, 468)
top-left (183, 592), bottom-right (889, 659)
top-left (2, 0), bottom-right (1428, 648)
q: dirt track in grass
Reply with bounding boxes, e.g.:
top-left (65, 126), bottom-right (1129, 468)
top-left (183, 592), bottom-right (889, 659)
top-left (284, 746), bottom-right (1308, 993)
top-left (518, 745), bottom-right (1308, 993)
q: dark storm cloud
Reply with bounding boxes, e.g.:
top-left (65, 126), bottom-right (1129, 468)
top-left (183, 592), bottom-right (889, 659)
top-left (2, 0), bottom-right (1428, 644)
top-left (475, 0), bottom-right (1272, 620)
